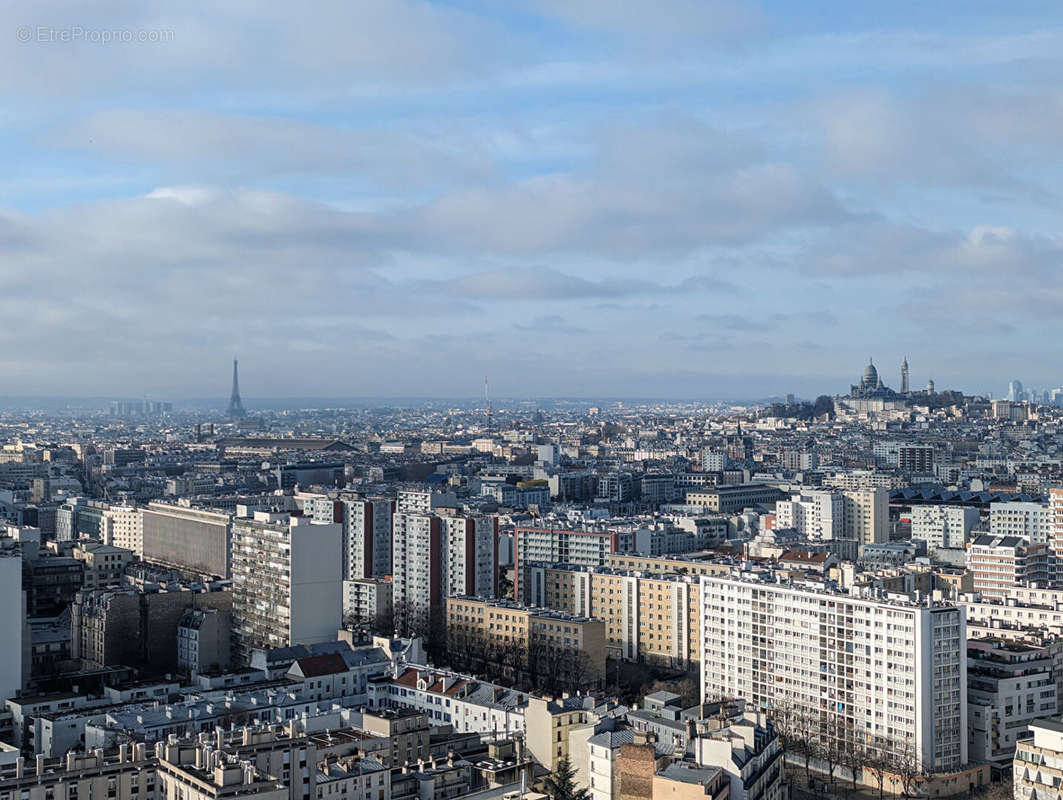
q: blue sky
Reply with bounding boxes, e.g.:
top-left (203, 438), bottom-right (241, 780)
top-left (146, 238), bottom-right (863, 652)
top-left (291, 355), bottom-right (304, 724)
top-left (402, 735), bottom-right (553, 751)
top-left (1, 0), bottom-right (1061, 400)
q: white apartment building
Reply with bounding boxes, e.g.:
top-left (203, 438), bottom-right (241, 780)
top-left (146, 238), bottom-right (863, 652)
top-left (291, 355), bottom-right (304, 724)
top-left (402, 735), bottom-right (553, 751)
top-left (342, 578), bottom-right (393, 630)
top-left (392, 513), bottom-right (497, 636)
top-left (513, 527), bottom-right (618, 601)
top-left (990, 501), bottom-right (1051, 545)
top-left (395, 489), bottom-right (457, 515)
top-left (1015, 718), bottom-right (1063, 800)
top-left (841, 488), bottom-right (889, 545)
top-left (909, 505), bottom-right (980, 551)
top-left (307, 496), bottom-right (393, 580)
top-left (100, 506), bottom-right (143, 554)
top-left (440, 515), bottom-right (497, 598)
top-left (368, 665), bottom-right (527, 736)
top-left (231, 512), bottom-right (343, 664)
top-left (967, 638), bottom-right (1057, 769)
top-left (699, 570), bottom-right (967, 772)
top-left (774, 491), bottom-right (844, 541)
top-left (702, 450), bottom-right (729, 472)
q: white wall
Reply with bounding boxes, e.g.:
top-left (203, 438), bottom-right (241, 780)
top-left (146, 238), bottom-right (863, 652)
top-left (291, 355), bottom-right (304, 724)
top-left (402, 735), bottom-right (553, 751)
top-left (0, 554), bottom-right (23, 700)
top-left (289, 520), bottom-right (343, 646)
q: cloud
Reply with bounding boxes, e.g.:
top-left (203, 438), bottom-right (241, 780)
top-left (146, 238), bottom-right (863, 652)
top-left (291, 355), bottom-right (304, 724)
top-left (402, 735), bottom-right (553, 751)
top-left (803, 218), bottom-right (1063, 278)
top-left (59, 110), bottom-right (496, 188)
top-left (513, 314), bottom-right (589, 335)
top-left (525, 0), bottom-right (764, 44)
top-left (809, 85), bottom-right (1063, 195)
top-left (0, 0), bottom-right (518, 96)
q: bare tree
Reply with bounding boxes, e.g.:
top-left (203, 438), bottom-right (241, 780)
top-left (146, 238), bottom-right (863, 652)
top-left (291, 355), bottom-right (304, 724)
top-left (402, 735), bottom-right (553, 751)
top-left (862, 736), bottom-right (893, 800)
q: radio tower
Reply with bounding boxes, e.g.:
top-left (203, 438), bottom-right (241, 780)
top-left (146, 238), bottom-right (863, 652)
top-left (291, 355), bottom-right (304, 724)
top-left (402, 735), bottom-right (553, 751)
top-left (228, 357), bottom-right (246, 419)
top-left (484, 376), bottom-right (492, 428)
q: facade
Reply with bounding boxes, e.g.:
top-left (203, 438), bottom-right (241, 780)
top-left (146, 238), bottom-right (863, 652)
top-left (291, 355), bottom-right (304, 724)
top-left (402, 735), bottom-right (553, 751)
top-left (177, 607), bottom-right (232, 675)
top-left (525, 564), bottom-right (701, 667)
top-left (231, 512), bottom-right (343, 664)
top-left (909, 505), bottom-right (979, 552)
top-left (73, 543), bottom-right (134, 590)
top-left (1015, 718), bottom-right (1063, 800)
top-left (71, 583), bottom-right (233, 672)
top-left (990, 501), bottom-right (1051, 545)
top-left (513, 527), bottom-right (618, 601)
top-left (699, 569), bottom-right (967, 772)
top-left (967, 535), bottom-right (1053, 598)
top-left (307, 496), bottom-right (393, 580)
top-left (841, 488), bottom-right (888, 545)
top-left (342, 578), bottom-right (393, 631)
top-left (0, 539), bottom-right (24, 700)
top-left (392, 513), bottom-right (441, 637)
top-left (774, 490), bottom-right (844, 541)
top-left (445, 596), bottom-right (605, 689)
top-left (141, 503), bottom-right (232, 578)
top-left (690, 711), bottom-right (785, 800)
top-left (100, 506), bottom-right (144, 554)
top-left (392, 512), bottom-right (497, 638)
top-left (684, 485), bottom-right (784, 514)
top-left (967, 638), bottom-right (1056, 770)
top-left (360, 709), bottom-right (431, 768)
top-left (898, 445), bottom-right (936, 473)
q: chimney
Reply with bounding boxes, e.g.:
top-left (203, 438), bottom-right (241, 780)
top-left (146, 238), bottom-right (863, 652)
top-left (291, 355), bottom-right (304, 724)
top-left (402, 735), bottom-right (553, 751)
top-left (35, 754), bottom-right (45, 777)
top-left (135, 743), bottom-right (147, 762)
top-left (216, 728), bottom-right (225, 749)
top-left (15, 757), bottom-right (23, 779)
top-left (66, 753), bottom-right (76, 772)
top-left (119, 744), bottom-right (128, 763)
top-left (195, 748), bottom-right (204, 769)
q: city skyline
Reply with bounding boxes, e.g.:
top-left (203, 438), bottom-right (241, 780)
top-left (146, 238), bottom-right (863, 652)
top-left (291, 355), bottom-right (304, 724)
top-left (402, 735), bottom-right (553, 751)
top-left (2, 2), bottom-right (1062, 396)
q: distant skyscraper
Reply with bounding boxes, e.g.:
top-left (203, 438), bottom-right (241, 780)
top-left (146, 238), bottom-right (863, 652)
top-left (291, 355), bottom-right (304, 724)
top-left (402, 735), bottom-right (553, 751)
top-left (227, 358), bottom-right (246, 419)
top-left (900, 357), bottom-right (909, 394)
top-left (1008, 379), bottom-right (1023, 402)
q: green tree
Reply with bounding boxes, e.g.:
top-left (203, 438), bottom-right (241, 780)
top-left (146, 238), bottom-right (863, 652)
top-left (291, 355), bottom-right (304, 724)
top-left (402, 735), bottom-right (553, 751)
top-left (543, 758), bottom-right (589, 800)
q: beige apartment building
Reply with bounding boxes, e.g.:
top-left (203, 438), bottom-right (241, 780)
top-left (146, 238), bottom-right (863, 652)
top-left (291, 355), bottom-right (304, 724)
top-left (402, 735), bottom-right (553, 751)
top-left (445, 596), bottom-right (605, 688)
top-left (525, 564), bottom-right (701, 668)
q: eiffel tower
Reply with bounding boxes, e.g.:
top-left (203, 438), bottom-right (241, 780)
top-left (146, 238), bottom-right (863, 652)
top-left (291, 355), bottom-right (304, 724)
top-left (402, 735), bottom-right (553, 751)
top-left (228, 357), bottom-right (246, 419)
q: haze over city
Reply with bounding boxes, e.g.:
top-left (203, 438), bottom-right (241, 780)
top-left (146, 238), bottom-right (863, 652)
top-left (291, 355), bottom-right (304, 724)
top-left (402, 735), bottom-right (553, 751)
top-left (2, 1), bottom-right (1061, 398)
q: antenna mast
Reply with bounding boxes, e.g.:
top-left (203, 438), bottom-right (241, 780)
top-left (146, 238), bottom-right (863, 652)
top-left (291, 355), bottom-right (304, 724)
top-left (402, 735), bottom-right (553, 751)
top-left (484, 376), bottom-right (492, 428)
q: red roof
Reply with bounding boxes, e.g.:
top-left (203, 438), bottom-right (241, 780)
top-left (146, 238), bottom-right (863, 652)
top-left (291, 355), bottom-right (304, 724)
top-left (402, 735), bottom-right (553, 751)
top-left (292, 652), bottom-right (348, 677)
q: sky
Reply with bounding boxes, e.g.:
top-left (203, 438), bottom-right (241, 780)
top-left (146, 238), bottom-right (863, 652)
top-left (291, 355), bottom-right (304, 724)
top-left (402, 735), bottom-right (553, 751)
top-left (1, 1), bottom-right (1062, 401)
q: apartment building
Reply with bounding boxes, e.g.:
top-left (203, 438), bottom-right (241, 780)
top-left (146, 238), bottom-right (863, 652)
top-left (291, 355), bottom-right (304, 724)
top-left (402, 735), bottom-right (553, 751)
top-left (841, 488), bottom-right (889, 545)
top-left (909, 505), bottom-right (979, 552)
top-left (392, 513), bottom-right (497, 638)
top-left (100, 506), bottom-right (143, 554)
top-left (967, 535), bottom-right (1052, 598)
top-left (1015, 718), bottom-right (1063, 800)
top-left (990, 501), bottom-right (1051, 545)
top-left (525, 564), bottom-right (701, 668)
top-left (445, 596), bottom-right (605, 689)
top-left (342, 578), bottom-right (393, 631)
top-left (513, 527), bottom-right (618, 601)
top-left (370, 666), bottom-right (527, 737)
top-left (699, 569), bottom-right (967, 772)
top-left (72, 582), bottom-right (233, 673)
top-left (967, 638), bottom-right (1057, 770)
top-left (306, 496), bottom-right (393, 580)
top-left (775, 491), bottom-right (843, 541)
top-left (605, 553), bottom-right (731, 578)
top-left (231, 512), bottom-right (342, 664)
